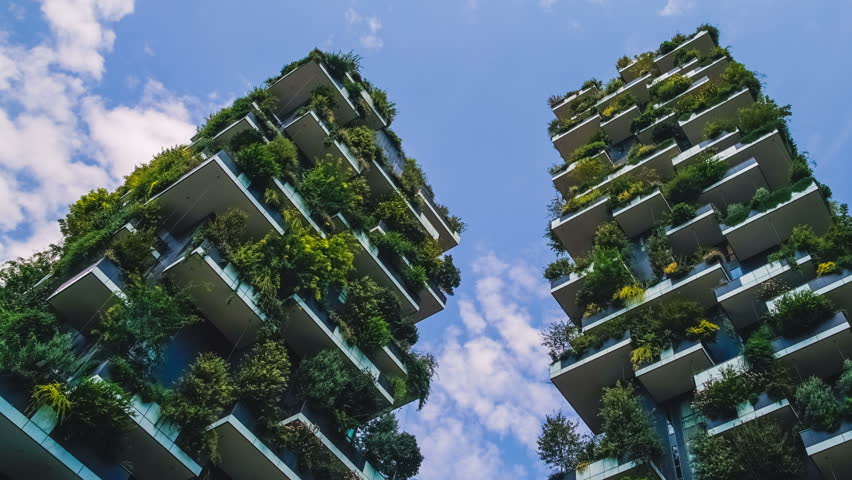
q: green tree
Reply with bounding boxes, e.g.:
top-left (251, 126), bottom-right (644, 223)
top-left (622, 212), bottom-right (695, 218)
top-left (0, 310), bottom-right (75, 386)
top-left (692, 420), bottom-right (800, 480)
top-left (236, 338), bottom-right (291, 419)
top-left (359, 414), bottom-right (423, 479)
top-left (58, 378), bottom-right (134, 459)
top-left (537, 412), bottom-right (587, 474)
top-left (598, 381), bottom-right (660, 461)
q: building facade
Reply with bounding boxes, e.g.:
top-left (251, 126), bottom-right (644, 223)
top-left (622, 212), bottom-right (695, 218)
top-left (0, 50), bottom-right (462, 480)
top-left (542, 25), bottom-right (852, 480)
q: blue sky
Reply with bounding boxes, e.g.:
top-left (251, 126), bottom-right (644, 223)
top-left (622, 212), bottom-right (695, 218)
top-left (3, 0), bottom-right (852, 478)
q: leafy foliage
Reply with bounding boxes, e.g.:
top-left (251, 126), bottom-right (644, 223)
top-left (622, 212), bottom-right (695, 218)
top-left (669, 202), bottom-right (696, 227)
top-left (692, 366), bottom-right (752, 419)
top-left (58, 378), bottom-right (134, 458)
top-left (767, 290), bottom-right (835, 337)
top-left (336, 276), bottom-right (415, 350)
top-left (404, 351), bottom-right (437, 410)
top-left (358, 413), bottom-right (423, 479)
top-left (650, 75), bottom-right (692, 103)
top-left (0, 310), bottom-right (75, 386)
top-left (299, 154), bottom-right (370, 228)
top-left (598, 381), bottom-right (660, 461)
top-left (537, 412), bottom-right (590, 474)
top-left (197, 88), bottom-right (277, 140)
top-left (796, 376), bottom-right (840, 432)
top-left (236, 339), bottom-right (291, 419)
top-left (124, 147), bottom-right (203, 200)
top-left (692, 421), bottom-right (801, 480)
top-left (662, 155), bottom-right (728, 205)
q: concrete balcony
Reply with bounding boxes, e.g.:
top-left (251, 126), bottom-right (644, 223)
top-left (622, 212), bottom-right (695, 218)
top-left (654, 29), bottom-right (717, 74)
top-left (551, 194), bottom-right (610, 259)
top-left (772, 311), bottom-right (852, 379)
top-left (147, 151), bottom-right (285, 239)
top-left (207, 403), bottom-right (303, 480)
top-left (280, 293), bottom-right (395, 405)
top-left (552, 115), bottom-right (602, 162)
top-left (613, 188), bottom-right (671, 238)
top-left (706, 393), bottom-right (797, 437)
top-left (334, 215), bottom-right (420, 318)
top-left (722, 182), bottom-right (831, 261)
top-left (282, 109), bottom-right (363, 175)
top-left (635, 339), bottom-right (714, 403)
top-left (801, 419), bottom-right (852, 479)
top-left (698, 158), bottom-right (768, 211)
top-left (601, 105), bottom-right (640, 145)
top-left (550, 331), bottom-right (633, 433)
top-left (665, 204), bottom-right (723, 257)
top-left (553, 86), bottom-right (600, 121)
top-left (809, 269), bottom-right (852, 314)
top-left (713, 129), bottom-right (793, 190)
top-left (47, 257), bottom-right (125, 334)
top-left (596, 75), bottom-right (651, 113)
top-left (348, 73), bottom-right (389, 130)
top-left (679, 89), bottom-right (754, 145)
top-left (266, 59), bottom-right (358, 125)
top-left (0, 379), bottom-right (101, 480)
top-left (281, 405), bottom-right (385, 480)
top-left (654, 76), bottom-right (712, 111)
top-left (552, 151), bottom-right (613, 197)
top-left (634, 111), bottom-right (676, 145)
top-left (198, 111), bottom-right (265, 149)
top-left (672, 130), bottom-right (741, 169)
top-left (618, 55), bottom-right (658, 83)
top-left (590, 142), bottom-right (680, 197)
top-left (163, 242), bottom-right (265, 349)
top-left (583, 261), bottom-right (728, 333)
top-left (576, 457), bottom-right (665, 480)
top-left (683, 57), bottom-right (730, 84)
top-left (91, 364), bottom-right (201, 480)
top-left (416, 189), bottom-right (461, 252)
top-left (270, 178), bottom-right (326, 236)
top-left (715, 251), bottom-right (815, 328)
top-left (550, 267), bottom-right (591, 323)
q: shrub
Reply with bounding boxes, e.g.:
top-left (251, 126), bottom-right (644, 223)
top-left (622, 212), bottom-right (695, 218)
top-left (669, 203), bottom-right (696, 227)
top-left (721, 61), bottom-right (761, 97)
top-left (646, 228), bottom-right (674, 277)
top-left (197, 89), bottom-right (277, 140)
top-left (375, 194), bottom-right (426, 244)
top-left (692, 366), bottom-right (752, 419)
top-left (124, 147), bottom-right (203, 200)
top-left (537, 412), bottom-right (589, 474)
top-left (703, 119), bottom-right (736, 140)
top-left (650, 75), bottom-right (692, 103)
top-left (576, 248), bottom-right (632, 310)
top-left (768, 290), bottom-right (835, 337)
top-left (544, 258), bottom-right (576, 282)
top-left (594, 222), bottom-right (629, 252)
top-left (616, 56), bottom-right (631, 69)
top-left (613, 284), bottom-right (645, 303)
top-left (569, 141), bottom-right (607, 164)
top-left (662, 156), bottom-right (728, 205)
top-left (721, 203), bottom-right (750, 226)
top-left (572, 155), bottom-right (612, 187)
top-left (299, 154), bottom-right (370, 225)
top-left (365, 84), bottom-right (397, 124)
top-left (837, 359), bottom-right (852, 398)
top-left (339, 126), bottom-right (381, 168)
top-left (58, 378), bottom-right (134, 458)
top-left (603, 78), bottom-right (624, 95)
top-left (627, 143), bottom-right (658, 163)
top-left (404, 351), bottom-right (437, 410)
top-left (541, 320), bottom-right (579, 362)
top-left (598, 381), bottom-right (661, 460)
top-left (31, 382), bottom-right (71, 422)
top-left (658, 33), bottom-right (688, 55)
top-left (692, 420), bottom-right (801, 480)
top-left (163, 353), bottom-right (237, 458)
top-left (0, 310), bottom-right (75, 387)
top-left (337, 276), bottom-right (408, 350)
top-left (399, 157), bottom-right (428, 199)
top-left (796, 377), bottom-right (840, 431)
top-left (270, 421), bottom-right (356, 479)
top-left (562, 189), bottom-right (603, 214)
top-left (358, 414), bottom-right (423, 479)
top-left (236, 339), bottom-right (291, 418)
top-left (743, 327), bottom-right (775, 373)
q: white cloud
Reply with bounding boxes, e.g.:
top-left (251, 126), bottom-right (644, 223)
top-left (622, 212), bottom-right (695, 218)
top-left (659, 0), bottom-right (696, 16)
top-left (0, 0), bottom-right (198, 261)
top-left (539, 0), bottom-right (557, 9)
top-left (7, 3), bottom-right (27, 21)
top-left (143, 42), bottom-right (154, 56)
top-left (344, 7), bottom-right (384, 50)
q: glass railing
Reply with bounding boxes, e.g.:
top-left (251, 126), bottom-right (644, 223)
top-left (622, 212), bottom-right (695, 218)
top-left (666, 203), bottom-right (714, 232)
top-left (288, 403), bottom-right (369, 472)
top-left (217, 150), bottom-right (286, 228)
top-left (714, 251), bottom-right (809, 298)
top-left (719, 181), bottom-right (816, 231)
top-left (801, 419), bottom-right (852, 449)
top-left (771, 311), bottom-right (848, 352)
top-left (805, 268), bottom-right (852, 292)
top-left (555, 330), bottom-right (631, 371)
top-left (229, 401), bottom-right (303, 474)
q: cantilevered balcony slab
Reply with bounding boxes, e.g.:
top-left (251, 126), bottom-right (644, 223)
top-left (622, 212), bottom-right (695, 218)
top-left (672, 130), bottom-right (741, 169)
top-left (207, 112), bottom-right (264, 148)
top-left (596, 75), bottom-right (651, 113)
top-left (722, 182), bottom-right (831, 261)
top-left (801, 419), bottom-right (852, 480)
top-left (550, 332), bottom-right (633, 434)
top-left (714, 129), bottom-right (793, 190)
top-left (679, 89), bottom-right (754, 145)
top-left (576, 457), bottom-right (665, 480)
top-left (334, 215), bottom-right (420, 318)
top-left (362, 160), bottom-right (440, 245)
top-left (601, 105), bottom-right (640, 145)
top-left (636, 340), bottom-right (713, 403)
top-left (684, 57), bottom-right (730, 84)
top-left (553, 115), bottom-right (602, 162)
top-left (772, 312), bottom-right (852, 379)
top-left (698, 158), bottom-right (768, 210)
top-left (655, 76), bottom-right (712, 111)
top-left (551, 268), bottom-right (591, 323)
top-left (47, 257), bottom-right (125, 334)
top-left (281, 294), bottom-right (395, 405)
top-left (551, 195), bottom-right (610, 259)
top-left (282, 109), bottom-right (363, 174)
top-left (0, 386), bottom-right (100, 480)
top-left (553, 86), bottom-right (600, 121)
top-left (613, 189), bottom-right (671, 238)
top-left (584, 261), bottom-right (728, 333)
top-left (349, 74), bottom-right (389, 130)
top-left (267, 59), bottom-right (358, 125)
top-left (635, 112), bottom-right (676, 145)
top-left (706, 394), bottom-right (797, 437)
top-left (694, 356), bottom-right (747, 392)
top-left (810, 269), bottom-right (852, 314)
top-left (665, 204), bottom-right (723, 257)
top-left (147, 152), bottom-right (284, 239)
top-left (163, 244), bottom-right (265, 349)
top-left (207, 404), bottom-right (303, 480)
top-left (715, 252), bottom-right (814, 328)
top-left (552, 151), bottom-right (612, 197)
top-left (271, 178), bottom-right (325, 236)
top-left (592, 142), bottom-right (680, 195)
top-left (416, 190), bottom-right (461, 252)
top-left (654, 29), bottom-right (717, 73)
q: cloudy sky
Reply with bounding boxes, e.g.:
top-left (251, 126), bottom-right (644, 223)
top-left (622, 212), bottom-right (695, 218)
top-left (3, 0), bottom-right (852, 478)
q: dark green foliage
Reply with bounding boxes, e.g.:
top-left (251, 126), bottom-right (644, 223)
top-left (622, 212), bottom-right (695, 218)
top-left (337, 276), bottom-right (414, 350)
top-left (106, 227), bottom-right (157, 274)
top-left (737, 98), bottom-right (792, 145)
top-left (662, 156), bottom-right (728, 205)
top-left (359, 414), bottom-right (423, 479)
top-left (95, 279), bottom-right (199, 389)
top-left (124, 147), bottom-right (203, 200)
top-left (58, 378), bottom-right (134, 459)
top-left (541, 320), bottom-right (579, 362)
top-left (598, 381), bottom-right (661, 461)
top-left (669, 203), bottom-right (696, 227)
top-left (743, 326), bottom-right (775, 373)
top-left (339, 126), bottom-right (381, 168)
top-left (767, 290), bottom-right (835, 337)
top-left (692, 421), bottom-right (801, 480)
top-left (537, 411), bottom-right (588, 474)
top-left (721, 203), bottom-right (750, 226)
top-left (594, 222), bottom-right (628, 252)
top-left (692, 367), bottom-right (752, 419)
top-left (631, 104), bottom-right (671, 134)
top-left (544, 258), bottom-right (580, 282)
top-left (576, 248), bottom-right (632, 312)
top-left (363, 82), bottom-right (397, 124)
top-left (163, 353), bottom-right (237, 459)
top-left (695, 23), bottom-right (720, 45)
top-left (646, 228), bottom-right (675, 278)
top-left (703, 119), bottom-right (737, 140)
top-left (796, 376), bottom-right (840, 431)
top-left (197, 88), bottom-right (277, 140)
top-left (603, 78), bottom-right (625, 95)
top-left (650, 75), bottom-right (692, 103)
top-left (0, 310), bottom-right (75, 386)
top-left (569, 141), bottom-right (607, 165)
top-left (269, 421), bottom-right (356, 480)
top-left (299, 154), bottom-right (370, 227)
top-left (236, 339), bottom-right (291, 419)
top-left (375, 194), bottom-right (426, 244)
top-left (206, 209), bottom-right (251, 257)
top-left (658, 33), bottom-right (688, 55)
top-left (837, 359), bottom-right (852, 398)
top-left (404, 351), bottom-right (437, 410)
top-left (399, 158), bottom-right (428, 200)
top-left (0, 246), bottom-right (59, 311)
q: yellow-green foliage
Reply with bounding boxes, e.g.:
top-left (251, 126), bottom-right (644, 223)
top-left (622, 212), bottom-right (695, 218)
top-left (31, 382), bottom-right (71, 422)
top-left (123, 147), bottom-right (202, 200)
top-left (613, 284), bottom-right (645, 303)
top-left (817, 261), bottom-right (837, 277)
top-left (686, 319), bottom-right (720, 340)
top-left (572, 155), bottom-right (612, 186)
top-left (563, 189), bottom-right (603, 214)
top-left (631, 345), bottom-right (657, 369)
